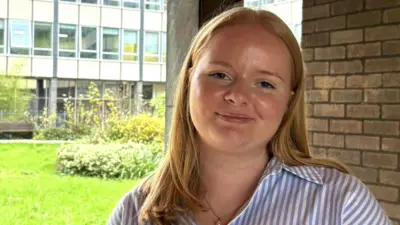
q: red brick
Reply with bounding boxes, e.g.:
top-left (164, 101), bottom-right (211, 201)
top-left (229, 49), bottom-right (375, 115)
top-left (384, 7), bottom-right (400, 23)
top-left (345, 135), bottom-right (380, 150)
top-left (331, 29), bottom-right (363, 45)
top-left (302, 48), bottom-right (314, 62)
top-left (364, 120), bottom-right (400, 136)
top-left (366, 0), bottom-right (400, 9)
top-left (331, 0), bottom-right (363, 15)
top-left (382, 138), bottom-right (400, 152)
top-left (315, 16), bottom-right (345, 32)
top-left (327, 149), bottom-right (360, 165)
top-left (364, 89), bottom-right (400, 103)
top-left (303, 0), bottom-right (315, 7)
top-left (347, 43), bottom-right (381, 58)
top-left (302, 33), bottom-right (330, 48)
top-left (302, 21), bottom-right (316, 34)
top-left (383, 105), bottom-right (400, 119)
top-left (303, 4), bottom-right (330, 20)
top-left (306, 90), bottom-right (329, 102)
top-left (366, 25), bottom-right (400, 41)
top-left (346, 105), bottom-right (380, 119)
top-left (348, 11), bottom-right (382, 28)
top-left (313, 133), bottom-right (344, 148)
top-left (307, 118), bottom-right (328, 131)
top-left (314, 104), bottom-right (345, 117)
top-left (314, 76), bottom-right (345, 88)
top-left (305, 62), bottom-right (329, 75)
top-left (383, 73), bottom-right (400, 87)
top-left (331, 90), bottom-right (362, 103)
top-left (348, 166), bottom-right (378, 183)
top-left (381, 203), bottom-right (400, 220)
top-left (367, 185), bottom-right (399, 202)
top-left (380, 170), bottom-right (400, 186)
top-left (330, 60), bottom-right (362, 74)
top-left (315, 46), bottom-right (345, 60)
top-left (347, 74), bottom-right (382, 88)
top-left (363, 152), bottom-right (398, 169)
top-left (330, 120), bottom-right (362, 134)
top-left (383, 40), bottom-right (400, 55)
top-left (365, 58), bottom-right (400, 72)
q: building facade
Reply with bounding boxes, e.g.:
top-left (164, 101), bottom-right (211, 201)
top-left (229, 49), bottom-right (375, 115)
top-left (0, 0), bottom-right (167, 120)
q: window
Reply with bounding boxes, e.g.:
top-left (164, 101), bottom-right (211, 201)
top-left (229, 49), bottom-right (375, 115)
top-left (123, 30), bottom-right (138, 61)
top-left (124, 0), bottom-right (139, 8)
top-left (34, 22), bottom-right (52, 56)
top-left (263, 0), bottom-right (274, 4)
top-left (163, 0), bottom-right (167, 11)
top-left (60, 0), bottom-right (76, 2)
top-left (142, 84), bottom-right (153, 100)
top-left (10, 21), bottom-right (31, 55)
top-left (145, 0), bottom-right (160, 10)
top-left (103, 0), bottom-right (120, 6)
top-left (294, 24), bottom-right (302, 42)
top-left (161, 32), bottom-right (166, 62)
top-left (102, 28), bottom-right (119, 60)
top-left (81, 26), bottom-right (97, 59)
top-left (0, 19), bottom-right (4, 54)
top-left (81, 0), bottom-right (98, 3)
top-left (246, 0), bottom-right (260, 8)
top-left (59, 24), bottom-right (77, 58)
top-left (144, 32), bottom-right (159, 62)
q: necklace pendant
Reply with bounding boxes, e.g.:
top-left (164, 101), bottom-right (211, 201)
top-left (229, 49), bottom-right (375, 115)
top-left (216, 220), bottom-right (221, 225)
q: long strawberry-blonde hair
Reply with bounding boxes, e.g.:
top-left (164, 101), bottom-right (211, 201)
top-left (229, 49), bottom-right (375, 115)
top-left (139, 6), bottom-right (348, 225)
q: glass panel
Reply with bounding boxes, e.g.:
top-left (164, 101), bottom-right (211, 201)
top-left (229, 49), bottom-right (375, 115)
top-left (142, 84), bottom-right (153, 100)
top-left (0, 20), bottom-right (4, 48)
top-left (104, 0), bottom-right (120, 6)
top-left (102, 54), bottom-right (119, 60)
top-left (60, 0), bottom-right (76, 2)
top-left (80, 52), bottom-right (97, 59)
top-left (59, 51), bottom-right (76, 57)
top-left (145, 32), bottom-right (159, 62)
top-left (81, 27), bottom-right (97, 50)
top-left (10, 48), bottom-right (29, 55)
top-left (124, 0), bottom-right (139, 8)
top-left (59, 24), bottom-right (76, 50)
top-left (145, 0), bottom-right (160, 10)
top-left (77, 80), bottom-right (89, 98)
top-left (103, 28), bottom-right (119, 59)
top-left (34, 50), bottom-right (52, 56)
top-left (123, 55), bottom-right (137, 61)
top-left (34, 22), bottom-right (52, 49)
top-left (81, 0), bottom-right (98, 3)
top-left (57, 80), bottom-right (75, 98)
top-left (10, 21), bottom-right (31, 48)
top-left (123, 30), bottom-right (137, 59)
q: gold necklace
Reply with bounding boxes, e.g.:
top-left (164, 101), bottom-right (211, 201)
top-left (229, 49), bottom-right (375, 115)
top-left (204, 196), bottom-right (222, 225)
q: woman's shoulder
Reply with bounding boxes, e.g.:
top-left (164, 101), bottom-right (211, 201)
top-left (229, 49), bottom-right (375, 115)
top-left (107, 185), bottom-right (147, 225)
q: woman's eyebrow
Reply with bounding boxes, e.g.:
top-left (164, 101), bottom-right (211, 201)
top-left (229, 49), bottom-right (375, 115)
top-left (255, 69), bottom-right (284, 82)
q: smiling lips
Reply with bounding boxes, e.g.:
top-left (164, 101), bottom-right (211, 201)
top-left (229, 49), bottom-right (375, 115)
top-left (216, 112), bottom-right (254, 124)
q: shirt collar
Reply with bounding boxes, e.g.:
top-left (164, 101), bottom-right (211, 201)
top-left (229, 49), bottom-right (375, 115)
top-left (261, 156), bottom-right (324, 185)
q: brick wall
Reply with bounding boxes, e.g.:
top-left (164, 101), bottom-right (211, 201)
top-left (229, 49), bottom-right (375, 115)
top-left (302, 0), bottom-right (400, 223)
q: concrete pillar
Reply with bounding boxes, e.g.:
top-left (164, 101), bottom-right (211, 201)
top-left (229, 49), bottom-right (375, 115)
top-left (165, 0), bottom-right (199, 144)
top-left (134, 81), bottom-right (143, 114)
top-left (48, 78), bottom-right (57, 123)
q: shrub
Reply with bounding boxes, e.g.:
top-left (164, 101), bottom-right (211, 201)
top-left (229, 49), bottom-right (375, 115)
top-left (34, 127), bottom-right (77, 141)
top-left (107, 114), bottom-right (164, 144)
top-left (56, 142), bottom-right (164, 179)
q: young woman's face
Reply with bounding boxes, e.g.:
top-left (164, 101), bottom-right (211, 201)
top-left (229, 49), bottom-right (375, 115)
top-left (189, 23), bottom-right (293, 154)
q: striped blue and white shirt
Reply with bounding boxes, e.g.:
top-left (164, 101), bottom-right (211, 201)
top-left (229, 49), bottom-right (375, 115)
top-left (107, 156), bottom-right (393, 225)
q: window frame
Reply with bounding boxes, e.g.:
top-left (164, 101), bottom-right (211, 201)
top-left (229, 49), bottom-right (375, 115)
top-left (161, 31), bottom-right (166, 63)
top-left (80, 26), bottom-right (98, 59)
top-left (144, 31), bottom-right (160, 63)
top-left (122, 29), bottom-right (139, 62)
top-left (101, 27), bottom-right (120, 60)
top-left (33, 21), bottom-right (53, 57)
top-left (9, 20), bottom-right (32, 56)
top-left (59, 24), bottom-right (77, 58)
top-left (80, 0), bottom-right (99, 4)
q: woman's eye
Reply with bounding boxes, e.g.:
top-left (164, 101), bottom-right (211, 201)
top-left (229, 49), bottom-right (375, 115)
top-left (259, 81), bottom-right (275, 89)
top-left (209, 73), bottom-right (230, 80)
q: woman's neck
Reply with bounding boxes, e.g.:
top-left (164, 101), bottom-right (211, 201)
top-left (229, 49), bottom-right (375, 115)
top-left (197, 142), bottom-right (270, 223)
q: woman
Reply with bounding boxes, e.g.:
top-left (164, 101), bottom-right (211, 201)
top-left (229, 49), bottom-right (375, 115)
top-left (107, 7), bottom-right (392, 225)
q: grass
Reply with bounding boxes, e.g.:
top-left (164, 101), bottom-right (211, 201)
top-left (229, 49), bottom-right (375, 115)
top-left (0, 143), bottom-right (139, 225)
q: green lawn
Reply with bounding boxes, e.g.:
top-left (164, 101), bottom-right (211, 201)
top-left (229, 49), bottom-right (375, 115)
top-left (0, 143), bottom-right (139, 225)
